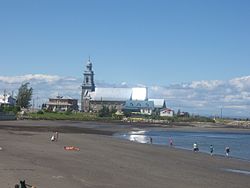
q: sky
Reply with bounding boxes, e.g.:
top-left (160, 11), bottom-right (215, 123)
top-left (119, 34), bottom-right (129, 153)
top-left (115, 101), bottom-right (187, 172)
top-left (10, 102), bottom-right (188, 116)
top-left (1, 0), bottom-right (250, 117)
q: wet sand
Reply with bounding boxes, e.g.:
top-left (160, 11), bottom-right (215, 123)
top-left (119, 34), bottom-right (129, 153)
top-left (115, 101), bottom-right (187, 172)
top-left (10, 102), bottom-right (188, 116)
top-left (0, 120), bottom-right (250, 188)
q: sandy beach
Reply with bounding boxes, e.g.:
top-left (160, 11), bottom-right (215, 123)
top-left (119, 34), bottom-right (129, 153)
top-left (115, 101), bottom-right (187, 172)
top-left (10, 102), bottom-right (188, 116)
top-left (1, 120), bottom-right (250, 188)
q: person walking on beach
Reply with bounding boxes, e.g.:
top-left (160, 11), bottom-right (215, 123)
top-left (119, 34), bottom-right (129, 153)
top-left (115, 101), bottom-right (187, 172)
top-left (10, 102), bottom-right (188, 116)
top-left (193, 142), bottom-right (199, 152)
top-left (55, 131), bottom-right (59, 141)
top-left (225, 146), bottom-right (230, 157)
top-left (169, 137), bottom-right (173, 147)
top-left (149, 137), bottom-right (153, 144)
top-left (210, 144), bottom-right (214, 156)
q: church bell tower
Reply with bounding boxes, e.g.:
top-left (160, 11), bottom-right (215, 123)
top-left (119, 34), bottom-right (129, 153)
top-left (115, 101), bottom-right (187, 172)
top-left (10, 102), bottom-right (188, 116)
top-left (81, 58), bottom-right (95, 111)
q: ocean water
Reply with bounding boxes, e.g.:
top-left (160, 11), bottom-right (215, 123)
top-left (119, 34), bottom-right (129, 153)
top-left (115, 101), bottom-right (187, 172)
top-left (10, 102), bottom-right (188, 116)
top-left (114, 129), bottom-right (250, 161)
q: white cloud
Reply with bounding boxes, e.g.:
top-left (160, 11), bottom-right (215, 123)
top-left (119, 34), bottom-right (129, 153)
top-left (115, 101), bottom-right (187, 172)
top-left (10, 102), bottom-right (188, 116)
top-left (223, 105), bottom-right (248, 109)
top-left (229, 76), bottom-right (250, 91)
top-left (0, 74), bottom-right (60, 84)
top-left (189, 80), bottom-right (223, 90)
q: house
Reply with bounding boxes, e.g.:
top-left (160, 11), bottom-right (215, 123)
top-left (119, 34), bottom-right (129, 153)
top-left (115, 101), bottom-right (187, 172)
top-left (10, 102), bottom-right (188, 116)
top-left (160, 108), bottom-right (174, 117)
top-left (46, 96), bottom-right (78, 111)
top-left (123, 100), bottom-right (154, 115)
top-left (0, 94), bottom-right (16, 107)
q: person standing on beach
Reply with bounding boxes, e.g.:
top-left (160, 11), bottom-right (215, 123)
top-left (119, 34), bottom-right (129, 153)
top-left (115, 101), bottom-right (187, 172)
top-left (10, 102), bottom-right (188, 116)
top-left (210, 145), bottom-right (214, 156)
top-left (225, 146), bottom-right (230, 157)
top-left (150, 137), bottom-right (153, 144)
top-left (169, 138), bottom-right (173, 147)
top-left (193, 142), bottom-right (199, 152)
top-left (55, 131), bottom-right (59, 141)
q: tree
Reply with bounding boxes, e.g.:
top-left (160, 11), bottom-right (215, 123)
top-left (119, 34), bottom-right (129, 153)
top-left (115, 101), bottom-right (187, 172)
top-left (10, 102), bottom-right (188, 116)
top-left (98, 105), bottom-right (110, 117)
top-left (16, 82), bottom-right (33, 108)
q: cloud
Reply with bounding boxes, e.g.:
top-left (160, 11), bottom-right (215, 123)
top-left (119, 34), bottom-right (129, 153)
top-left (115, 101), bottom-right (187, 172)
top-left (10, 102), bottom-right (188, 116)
top-left (0, 74), bottom-right (61, 84)
top-left (1, 74), bottom-right (250, 117)
top-left (148, 76), bottom-right (250, 117)
top-left (229, 76), bottom-right (250, 91)
top-left (189, 80), bottom-right (224, 90)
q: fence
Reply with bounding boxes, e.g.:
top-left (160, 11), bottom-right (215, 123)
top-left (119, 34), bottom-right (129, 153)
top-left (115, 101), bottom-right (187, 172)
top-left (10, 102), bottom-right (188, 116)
top-left (0, 112), bottom-right (16, 120)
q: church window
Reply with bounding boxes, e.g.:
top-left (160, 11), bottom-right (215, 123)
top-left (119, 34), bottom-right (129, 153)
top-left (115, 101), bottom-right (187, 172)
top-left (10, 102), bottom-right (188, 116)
top-left (86, 77), bottom-right (89, 83)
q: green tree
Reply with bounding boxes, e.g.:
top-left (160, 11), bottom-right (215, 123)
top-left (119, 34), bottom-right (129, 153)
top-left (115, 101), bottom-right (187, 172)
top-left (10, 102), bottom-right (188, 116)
top-left (98, 105), bottom-right (110, 117)
top-left (16, 82), bottom-right (33, 108)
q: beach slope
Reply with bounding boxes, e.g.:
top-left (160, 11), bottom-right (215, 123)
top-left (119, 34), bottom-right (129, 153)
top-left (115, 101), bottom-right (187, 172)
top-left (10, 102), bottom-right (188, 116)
top-left (0, 120), bottom-right (250, 188)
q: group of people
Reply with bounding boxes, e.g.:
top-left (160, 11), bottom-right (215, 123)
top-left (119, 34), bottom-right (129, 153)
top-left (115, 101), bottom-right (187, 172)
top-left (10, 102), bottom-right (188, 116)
top-left (193, 142), bottom-right (230, 157)
top-left (147, 137), bottom-right (231, 157)
top-left (148, 137), bottom-right (174, 147)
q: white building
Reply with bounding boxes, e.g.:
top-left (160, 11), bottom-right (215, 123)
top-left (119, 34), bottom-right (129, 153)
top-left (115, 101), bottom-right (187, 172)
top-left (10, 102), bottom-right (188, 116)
top-left (0, 94), bottom-right (16, 107)
top-left (160, 108), bottom-right (174, 117)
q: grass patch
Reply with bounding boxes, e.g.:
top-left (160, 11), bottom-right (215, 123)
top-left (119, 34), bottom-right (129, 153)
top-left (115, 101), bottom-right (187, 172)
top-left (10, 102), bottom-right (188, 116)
top-left (26, 112), bottom-right (103, 121)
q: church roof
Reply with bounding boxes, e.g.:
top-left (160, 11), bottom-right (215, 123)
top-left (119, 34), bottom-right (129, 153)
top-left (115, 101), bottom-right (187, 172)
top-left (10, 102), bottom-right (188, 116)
top-left (148, 99), bottom-right (166, 108)
top-left (123, 100), bottom-right (154, 110)
top-left (89, 88), bottom-right (131, 101)
top-left (89, 87), bottom-right (148, 101)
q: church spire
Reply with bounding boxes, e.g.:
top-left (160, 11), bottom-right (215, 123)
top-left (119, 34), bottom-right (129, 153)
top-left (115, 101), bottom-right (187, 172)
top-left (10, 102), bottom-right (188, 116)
top-left (83, 58), bottom-right (94, 85)
top-left (86, 56), bottom-right (92, 71)
top-left (81, 57), bottom-right (95, 111)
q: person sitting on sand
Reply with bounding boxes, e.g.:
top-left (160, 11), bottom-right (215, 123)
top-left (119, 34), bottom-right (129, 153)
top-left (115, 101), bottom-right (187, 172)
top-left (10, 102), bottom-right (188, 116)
top-left (20, 180), bottom-right (27, 188)
top-left (51, 134), bottom-right (55, 142)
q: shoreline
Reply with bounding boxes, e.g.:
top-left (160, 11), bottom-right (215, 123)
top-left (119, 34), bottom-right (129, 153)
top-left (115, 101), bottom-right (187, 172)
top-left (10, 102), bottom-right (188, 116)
top-left (1, 120), bottom-right (250, 135)
top-left (1, 120), bottom-right (250, 187)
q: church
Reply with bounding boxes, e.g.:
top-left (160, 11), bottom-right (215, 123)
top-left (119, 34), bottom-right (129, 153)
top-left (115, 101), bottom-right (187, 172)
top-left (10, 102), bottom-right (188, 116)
top-left (81, 59), bottom-right (168, 115)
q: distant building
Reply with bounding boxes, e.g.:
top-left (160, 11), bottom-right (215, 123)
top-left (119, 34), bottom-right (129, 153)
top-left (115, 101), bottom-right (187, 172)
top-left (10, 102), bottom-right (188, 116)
top-left (123, 100), bottom-right (154, 115)
top-left (46, 96), bottom-right (78, 111)
top-left (81, 59), bottom-right (168, 114)
top-left (160, 108), bottom-right (174, 117)
top-left (84, 87), bottom-right (149, 113)
top-left (0, 94), bottom-right (16, 107)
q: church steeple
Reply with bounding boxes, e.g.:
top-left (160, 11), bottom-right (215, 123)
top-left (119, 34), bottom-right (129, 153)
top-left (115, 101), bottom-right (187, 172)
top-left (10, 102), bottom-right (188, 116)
top-left (82, 57), bottom-right (95, 90)
top-left (81, 58), bottom-right (95, 111)
top-left (86, 56), bottom-right (92, 72)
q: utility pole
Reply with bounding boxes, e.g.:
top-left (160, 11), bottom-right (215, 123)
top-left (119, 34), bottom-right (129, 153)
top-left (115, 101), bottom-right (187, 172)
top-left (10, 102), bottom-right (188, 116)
top-left (33, 98), bottom-right (35, 112)
top-left (3, 89), bottom-right (7, 108)
top-left (220, 108), bottom-right (223, 119)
